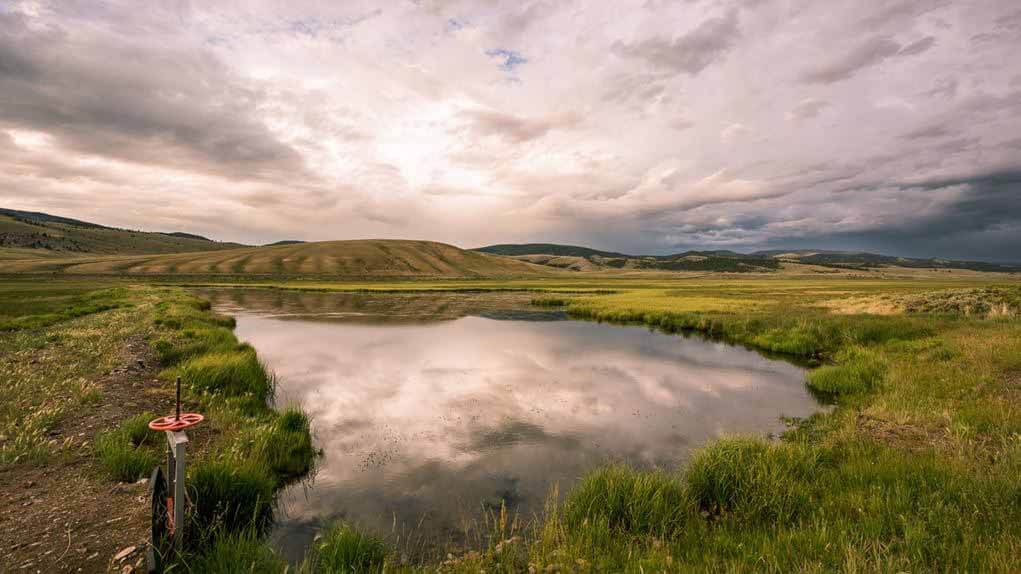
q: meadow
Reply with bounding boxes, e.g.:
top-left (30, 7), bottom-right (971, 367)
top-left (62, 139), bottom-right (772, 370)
top-left (2, 274), bottom-right (1020, 572)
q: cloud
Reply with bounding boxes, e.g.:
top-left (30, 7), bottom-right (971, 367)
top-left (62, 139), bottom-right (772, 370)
top-left (1, 0), bottom-right (1019, 261)
top-left (786, 98), bottom-right (830, 121)
top-left (799, 36), bottom-right (903, 84)
top-left (0, 11), bottom-right (309, 183)
top-left (613, 10), bottom-right (740, 76)
top-left (455, 108), bottom-right (581, 143)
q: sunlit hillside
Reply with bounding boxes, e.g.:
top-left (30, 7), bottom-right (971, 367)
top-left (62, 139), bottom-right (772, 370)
top-left (0, 239), bottom-right (554, 278)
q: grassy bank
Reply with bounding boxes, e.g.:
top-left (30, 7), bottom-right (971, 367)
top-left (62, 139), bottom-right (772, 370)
top-left (184, 279), bottom-right (1021, 572)
top-left (4, 277), bottom-right (1021, 571)
top-left (0, 280), bottom-right (316, 570)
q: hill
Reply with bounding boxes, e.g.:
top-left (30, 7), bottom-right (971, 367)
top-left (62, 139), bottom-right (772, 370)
top-left (753, 249), bottom-right (1021, 273)
top-left (474, 243), bottom-right (780, 273)
top-left (475, 243), bottom-right (631, 258)
top-left (0, 239), bottom-right (553, 278)
top-left (0, 208), bottom-right (245, 255)
top-left (476, 243), bottom-right (1021, 274)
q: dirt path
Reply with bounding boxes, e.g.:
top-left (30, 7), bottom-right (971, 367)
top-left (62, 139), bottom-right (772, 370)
top-left (0, 336), bottom-right (175, 573)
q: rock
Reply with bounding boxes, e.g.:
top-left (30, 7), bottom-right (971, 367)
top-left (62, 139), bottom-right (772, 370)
top-left (134, 478), bottom-right (148, 486)
top-left (113, 546), bottom-right (136, 562)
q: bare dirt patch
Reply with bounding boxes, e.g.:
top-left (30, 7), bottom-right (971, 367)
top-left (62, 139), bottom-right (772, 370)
top-left (0, 336), bottom-right (174, 573)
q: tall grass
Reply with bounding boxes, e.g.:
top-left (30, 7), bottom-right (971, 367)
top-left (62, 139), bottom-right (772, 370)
top-left (185, 529), bottom-right (287, 573)
top-left (231, 406), bottom-right (317, 482)
top-left (173, 347), bottom-right (274, 410)
top-left (94, 412), bottom-right (160, 482)
top-left (685, 437), bottom-right (826, 524)
top-left (300, 522), bottom-right (389, 574)
top-left (807, 346), bottom-right (887, 397)
top-left (563, 466), bottom-right (688, 536)
top-left (187, 460), bottom-right (276, 539)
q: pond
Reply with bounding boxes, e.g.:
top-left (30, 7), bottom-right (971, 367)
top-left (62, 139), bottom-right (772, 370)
top-left (200, 288), bottom-right (821, 562)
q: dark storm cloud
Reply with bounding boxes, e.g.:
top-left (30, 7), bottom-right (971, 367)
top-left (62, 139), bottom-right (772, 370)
top-left (0, 11), bottom-right (307, 182)
top-left (613, 10), bottom-right (740, 76)
top-left (685, 170), bottom-right (1021, 262)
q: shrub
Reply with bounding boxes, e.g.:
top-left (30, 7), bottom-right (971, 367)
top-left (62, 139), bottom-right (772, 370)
top-left (807, 346), bottom-right (887, 397)
top-left (685, 437), bottom-right (826, 524)
top-left (188, 460), bottom-right (276, 537)
top-left (563, 465), bottom-right (688, 536)
top-left (300, 522), bottom-right (389, 574)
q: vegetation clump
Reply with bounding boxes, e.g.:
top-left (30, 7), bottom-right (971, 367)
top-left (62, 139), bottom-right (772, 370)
top-left (685, 437), bottom-right (826, 524)
top-left (94, 412), bottom-right (160, 482)
top-left (187, 460), bottom-right (277, 538)
top-left (563, 465), bottom-right (687, 536)
top-left (300, 522), bottom-right (390, 574)
top-left (807, 346), bottom-right (887, 397)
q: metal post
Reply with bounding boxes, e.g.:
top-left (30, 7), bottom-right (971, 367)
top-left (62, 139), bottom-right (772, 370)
top-left (166, 430), bottom-right (189, 548)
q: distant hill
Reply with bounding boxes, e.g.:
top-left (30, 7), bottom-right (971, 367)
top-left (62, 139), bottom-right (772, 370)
top-left (0, 208), bottom-right (246, 255)
top-left (753, 250), bottom-right (1021, 273)
top-left (264, 240), bottom-right (306, 246)
top-left (476, 243), bottom-right (631, 258)
top-left (475, 243), bottom-right (1021, 274)
top-left (474, 243), bottom-right (779, 273)
top-left (162, 231), bottom-right (214, 242)
top-left (0, 239), bottom-right (553, 278)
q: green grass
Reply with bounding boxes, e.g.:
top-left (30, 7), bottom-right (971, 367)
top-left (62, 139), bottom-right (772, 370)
top-left (94, 413), bottom-right (161, 482)
top-left (185, 529), bottom-right (287, 573)
top-left (187, 460), bottom-right (277, 539)
top-left (300, 522), bottom-right (390, 574)
top-left (563, 466), bottom-right (688, 537)
top-left (4, 276), bottom-right (1021, 571)
top-left (807, 346), bottom-right (887, 397)
top-left (172, 347), bottom-right (274, 411)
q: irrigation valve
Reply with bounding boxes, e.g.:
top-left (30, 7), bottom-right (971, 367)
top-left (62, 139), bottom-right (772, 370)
top-left (147, 377), bottom-right (204, 571)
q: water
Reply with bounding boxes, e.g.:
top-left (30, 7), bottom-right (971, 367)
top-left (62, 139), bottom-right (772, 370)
top-left (201, 289), bottom-right (820, 561)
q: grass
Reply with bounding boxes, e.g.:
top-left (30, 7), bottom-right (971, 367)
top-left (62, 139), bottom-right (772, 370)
top-left (4, 275), bottom-right (1021, 571)
top-left (187, 460), bottom-right (277, 539)
top-left (806, 346), bottom-right (887, 397)
top-left (562, 466), bottom-right (688, 537)
top-left (300, 522), bottom-right (390, 574)
top-left (94, 412), bottom-right (161, 482)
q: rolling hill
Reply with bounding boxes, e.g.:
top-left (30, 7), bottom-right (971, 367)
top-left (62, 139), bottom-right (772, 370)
top-left (0, 239), bottom-right (553, 278)
top-left (752, 249), bottom-right (1021, 272)
top-left (0, 208), bottom-right (246, 256)
top-left (474, 244), bottom-right (780, 272)
top-left (475, 243), bottom-right (1021, 274)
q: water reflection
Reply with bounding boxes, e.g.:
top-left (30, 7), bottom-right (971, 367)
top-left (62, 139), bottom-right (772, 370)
top-left (201, 289), bottom-right (819, 562)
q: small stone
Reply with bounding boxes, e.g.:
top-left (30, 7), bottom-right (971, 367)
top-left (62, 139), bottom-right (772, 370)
top-left (113, 545), bottom-right (136, 562)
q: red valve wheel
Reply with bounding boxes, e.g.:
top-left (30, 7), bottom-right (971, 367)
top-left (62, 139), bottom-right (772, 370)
top-left (148, 413), bottom-right (204, 431)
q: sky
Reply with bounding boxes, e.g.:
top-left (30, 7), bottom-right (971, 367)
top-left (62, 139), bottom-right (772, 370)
top-left (2, 1), bottom-right (1020, 260)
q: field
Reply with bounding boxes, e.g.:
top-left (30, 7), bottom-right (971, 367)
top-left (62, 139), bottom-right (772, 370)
top-left (2, 274), bottom-right (1020, 572)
